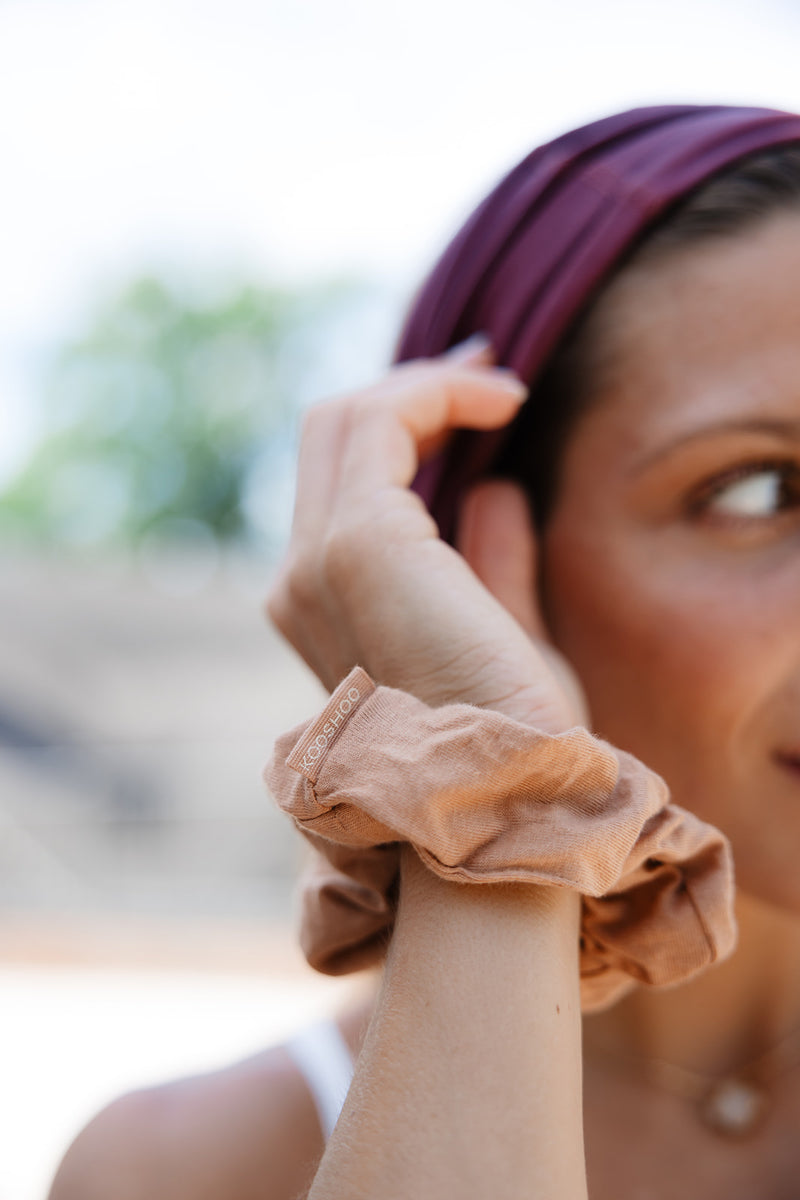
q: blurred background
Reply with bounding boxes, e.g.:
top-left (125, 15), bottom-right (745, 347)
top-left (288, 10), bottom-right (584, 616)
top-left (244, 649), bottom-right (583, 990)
top-left (3, 0), bottom-right (800, 1195)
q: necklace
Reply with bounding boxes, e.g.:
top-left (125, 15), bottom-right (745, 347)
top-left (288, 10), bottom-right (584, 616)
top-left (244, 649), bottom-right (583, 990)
top-left (585, 1022), bottom-right (800, 1139)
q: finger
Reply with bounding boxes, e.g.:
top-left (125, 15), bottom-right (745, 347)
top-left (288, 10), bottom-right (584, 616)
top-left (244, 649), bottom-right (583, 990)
top-left (379, 360), bottom-right (527, 442)
top-left (289, 399), bottom-right (352, 544)
top-left (420, 334), bottom-right (496, 456)
top-left (289, 351), bottom-right (513, 542)
top-left (334, 364), bottom-right (527, 509)
top-left (455, 479), bottom-right (548, 642)
top-left (441, 332), bottom-right (495, 366)
top-left (419, 338), bottom-right (501, 458)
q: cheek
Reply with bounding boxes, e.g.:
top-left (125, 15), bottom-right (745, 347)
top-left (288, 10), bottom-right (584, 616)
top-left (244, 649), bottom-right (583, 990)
top-left (538, 523), bottom-right (778, 799)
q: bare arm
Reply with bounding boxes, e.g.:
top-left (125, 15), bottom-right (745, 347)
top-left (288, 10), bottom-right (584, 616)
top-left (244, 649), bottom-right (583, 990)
top-left (267, 340), bottom-right (594, 1196)
top-left (310, 846), bottom-right (587, 1200)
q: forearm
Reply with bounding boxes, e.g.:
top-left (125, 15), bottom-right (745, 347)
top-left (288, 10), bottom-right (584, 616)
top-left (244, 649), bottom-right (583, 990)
top-left (308, 845), bottom-right (588, 1200)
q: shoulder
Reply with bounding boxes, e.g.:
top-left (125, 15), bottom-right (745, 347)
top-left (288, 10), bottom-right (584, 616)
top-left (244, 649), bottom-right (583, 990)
top-left (48, 1041), bottom-right (325, 1200)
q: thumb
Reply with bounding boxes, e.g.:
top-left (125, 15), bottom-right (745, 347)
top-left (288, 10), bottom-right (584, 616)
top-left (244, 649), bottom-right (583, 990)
top-left (455, 479), bottom-right (549, 642)
top-left (457, 478), bottom-right (591, 728)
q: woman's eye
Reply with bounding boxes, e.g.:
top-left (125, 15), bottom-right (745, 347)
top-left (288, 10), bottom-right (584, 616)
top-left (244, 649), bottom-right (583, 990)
top-left (698, 463), bottom-right (800, 519)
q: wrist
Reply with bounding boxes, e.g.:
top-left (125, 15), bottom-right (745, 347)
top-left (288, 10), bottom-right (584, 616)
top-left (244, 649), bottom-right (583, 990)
top-left (395, 843), bottom-right (582, 952)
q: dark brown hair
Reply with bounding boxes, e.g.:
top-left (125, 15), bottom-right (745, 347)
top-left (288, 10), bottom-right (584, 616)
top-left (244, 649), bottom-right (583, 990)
top-left (495, 143), bottom-right (800, 527)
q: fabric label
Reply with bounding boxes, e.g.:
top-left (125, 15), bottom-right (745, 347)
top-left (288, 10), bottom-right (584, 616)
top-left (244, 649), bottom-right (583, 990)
top-left (286, 665), bottom-right (375, 783)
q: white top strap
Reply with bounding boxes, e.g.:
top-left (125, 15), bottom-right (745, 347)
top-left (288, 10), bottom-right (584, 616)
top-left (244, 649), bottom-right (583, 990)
top-left (284, 1018), bottom-right (355, 1139)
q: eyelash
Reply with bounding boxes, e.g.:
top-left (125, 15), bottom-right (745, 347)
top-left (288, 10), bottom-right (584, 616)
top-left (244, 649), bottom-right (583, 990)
top-left (687, 458), bottom-right (800, 523)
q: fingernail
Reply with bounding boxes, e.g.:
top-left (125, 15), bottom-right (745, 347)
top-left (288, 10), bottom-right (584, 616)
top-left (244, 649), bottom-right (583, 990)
top-left (494, 373), bottom-right (528, 402)
top-left (444, 332), bottom-right (493, 361)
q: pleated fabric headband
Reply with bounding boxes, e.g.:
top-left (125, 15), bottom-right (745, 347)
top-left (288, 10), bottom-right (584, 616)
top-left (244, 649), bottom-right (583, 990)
top-left (395, 103), bottom-right (800, 543)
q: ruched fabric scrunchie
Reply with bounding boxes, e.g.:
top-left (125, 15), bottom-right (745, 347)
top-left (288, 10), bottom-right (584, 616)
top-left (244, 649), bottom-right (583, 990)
top-left (264, 667), bottom-right (738, 1013)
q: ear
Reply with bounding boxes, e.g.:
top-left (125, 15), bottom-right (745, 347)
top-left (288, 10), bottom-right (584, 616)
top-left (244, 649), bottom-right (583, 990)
top-left (455, 479), bottom-right (549, 642)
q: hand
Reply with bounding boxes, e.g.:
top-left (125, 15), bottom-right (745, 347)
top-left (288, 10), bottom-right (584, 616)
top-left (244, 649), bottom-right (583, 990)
top-left (266, 340), bottom-right (588, 733)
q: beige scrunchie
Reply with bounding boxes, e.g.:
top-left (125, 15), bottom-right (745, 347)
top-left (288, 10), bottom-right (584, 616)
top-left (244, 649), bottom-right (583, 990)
top-left (265, 667), bottom-right (737, 1012)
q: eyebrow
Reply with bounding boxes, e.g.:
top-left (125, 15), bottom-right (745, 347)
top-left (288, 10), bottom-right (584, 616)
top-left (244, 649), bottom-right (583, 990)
top-left (631, 416), bottom-right (800, 475)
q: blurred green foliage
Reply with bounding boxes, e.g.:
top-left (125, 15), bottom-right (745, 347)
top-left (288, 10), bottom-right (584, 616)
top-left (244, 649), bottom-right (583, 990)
top-left (0, 272), bottom-right (361, 550)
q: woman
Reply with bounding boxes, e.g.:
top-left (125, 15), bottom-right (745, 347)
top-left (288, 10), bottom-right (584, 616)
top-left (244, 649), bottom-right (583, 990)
top-left (51, 103), bottom-right (800, 1199)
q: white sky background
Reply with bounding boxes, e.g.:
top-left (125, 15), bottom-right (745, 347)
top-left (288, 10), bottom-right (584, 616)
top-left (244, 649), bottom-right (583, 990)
top-left (2, 0), bottom-right (800, 482)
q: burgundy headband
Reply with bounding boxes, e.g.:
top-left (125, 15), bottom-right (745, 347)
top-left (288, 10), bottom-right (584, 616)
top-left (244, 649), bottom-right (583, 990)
top-left (395, 103), bottom-right (800, 543)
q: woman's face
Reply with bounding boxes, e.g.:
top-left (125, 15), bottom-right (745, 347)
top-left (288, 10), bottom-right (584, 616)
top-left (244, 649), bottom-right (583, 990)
top-left (540, 210), bottom-right (800, 912)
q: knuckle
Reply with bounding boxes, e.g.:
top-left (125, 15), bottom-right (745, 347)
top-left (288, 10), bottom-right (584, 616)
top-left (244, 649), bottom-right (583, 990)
top-left (300, 398), bottom-right (335, 437)
top-left (263, 574), bottom-right (291, 632)
top-left (264, 552), bottom-right (319, 629)
top-left (301, 392), bottom-right (353, 439)
top-left (301, 359), bottom-right (454, 432)
top-left (386, 359), bottom-right (447, 401)
top-left (286, 556), bottom-right (322, 609)
top-left (345, 393), bottom-right (388, 433)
